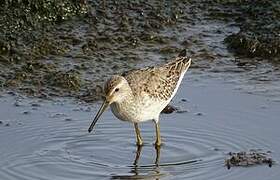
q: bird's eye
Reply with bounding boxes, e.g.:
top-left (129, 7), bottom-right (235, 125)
top-left (115, 88), bottom-right (119, 92)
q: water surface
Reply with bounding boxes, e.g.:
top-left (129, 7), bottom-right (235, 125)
top-left (0, 77), bottom-right (279, 180)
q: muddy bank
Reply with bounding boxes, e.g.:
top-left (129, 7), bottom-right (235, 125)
top-left (204, 0), bottom-right (280, 59)
top-left (0, 0), bottom-right (89, 98)
top-left (0, 0), bottom-right (88, 61)
top-left (1, 0), bottom-right (280, 101)
top-left (0, 0), bottom-right (192, 101)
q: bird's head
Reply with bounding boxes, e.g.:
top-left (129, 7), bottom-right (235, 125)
top-left (88, 75), bottom-right (131, 133)
top-left (104, 75), bottom-right (131, 104)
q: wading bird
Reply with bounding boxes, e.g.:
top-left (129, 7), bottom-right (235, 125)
top-left (88, 50), bottom-right (191, 146)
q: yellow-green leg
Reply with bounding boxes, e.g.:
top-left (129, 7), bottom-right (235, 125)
top-left (134, 123), bottom-right (143, 146)
top-left (154, 121), bottom-right (161, 147)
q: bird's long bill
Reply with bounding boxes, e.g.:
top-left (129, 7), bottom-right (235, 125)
top-left (88, 100), bottom-right (109, 133)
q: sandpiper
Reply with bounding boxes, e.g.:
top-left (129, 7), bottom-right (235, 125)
top-left (88, 50), bottom-right (191, 146)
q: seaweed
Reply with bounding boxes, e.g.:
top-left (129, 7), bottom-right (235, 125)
top-left (225, 150), bottom-right (274, 169)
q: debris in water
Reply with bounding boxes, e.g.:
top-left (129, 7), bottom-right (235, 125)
top-left (176, 109), bottom-right (189, 113)
top-left (14, 101), bottom-right (23, 107)
top-left (50, 113), bottom-right (67, 118)
top-left (195, 112), bottom-right (204, 116)
top-left (31, 103), bottom-right (41, 107)
top-left (22, 111), bottom-right (31, 115)
top-left (65, 118), bottom-right (73, 121)
top-left (161, 105), bottom-right (178, 114)
top-left (225, 150), bottom-right (274, 169)
top-left (161, 105), bottom-right (189, 114)
top-left (181, 98), bottom-right (188, 102)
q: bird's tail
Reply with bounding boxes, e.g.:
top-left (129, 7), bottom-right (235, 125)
top-left (167, 49), bottom-right (192, 73)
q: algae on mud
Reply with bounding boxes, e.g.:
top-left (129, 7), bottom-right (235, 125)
top-left (203, 0), bottom-right (280, 59)
top-left (0, 0), bottom-right (192, 101)
top-left (0, 0), bottom-right (88, 61)
top-left (1, 0), bottom-right (280, 101)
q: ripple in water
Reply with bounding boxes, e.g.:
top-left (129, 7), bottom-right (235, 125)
top-left (1, 119), bottom-right (271, 180)
top-left (0, 92), bottom-right (278, 180)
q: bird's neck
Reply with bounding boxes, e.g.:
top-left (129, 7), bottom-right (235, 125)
top-left (117, 90), bottom-right (135, 106)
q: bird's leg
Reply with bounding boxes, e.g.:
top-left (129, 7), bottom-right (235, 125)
top-left (134, 123), bottom-right (143, 146)
top-left (154, 120), bottom-right (161, 147)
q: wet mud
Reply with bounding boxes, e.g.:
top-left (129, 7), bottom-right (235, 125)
top-left (0, 0), bottom-right (191, 100)
top-left (202, 0), bottom-right (280, 59)
top-left (1, 0), bottom-right (280, 100)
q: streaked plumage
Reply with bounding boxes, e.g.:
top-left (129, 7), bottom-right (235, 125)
top-left (88, 50), bottom-right (191, 146)
top-left (124, 55), bottom-right (191, 101)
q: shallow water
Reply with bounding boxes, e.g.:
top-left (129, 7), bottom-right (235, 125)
top-left (0, 76), bottom-right (279, 180)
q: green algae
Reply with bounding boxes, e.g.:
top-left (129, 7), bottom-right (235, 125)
top-left (202, 0), bottom-right (280, 59)
top-left (0, 0), bottom-right (190, 101)
top-left (44, 70), bottom-right (81, 91)
top-left (2, 0), bottom-right (278, 101)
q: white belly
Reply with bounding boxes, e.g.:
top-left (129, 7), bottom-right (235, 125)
top-left (110, 95), bottom-right (168, 123)
top-left (109, 68), bottom-right (188, 123)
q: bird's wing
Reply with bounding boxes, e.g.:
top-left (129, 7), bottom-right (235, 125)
top-left (123, 56), bottom-right (191, 101)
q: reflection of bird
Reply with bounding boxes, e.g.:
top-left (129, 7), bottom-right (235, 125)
top-left (88, 50), bottom-right (191, 146)
top-left (133, 144), bottom-right (160, 166)
top-left (112, 145), bottom-right (161, 179)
